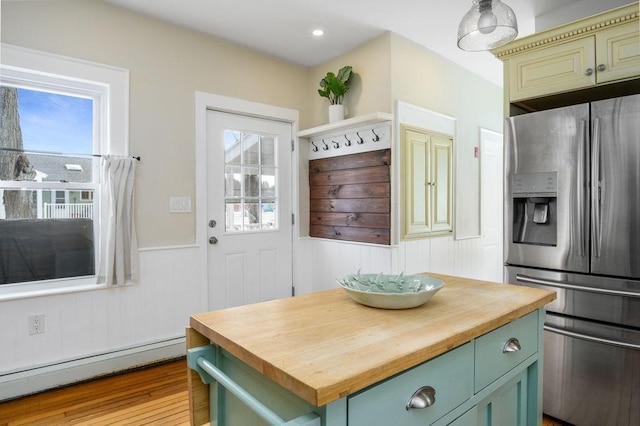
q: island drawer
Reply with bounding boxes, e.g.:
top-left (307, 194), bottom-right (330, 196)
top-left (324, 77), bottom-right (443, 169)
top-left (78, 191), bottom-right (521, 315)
top-left (348, 341), bottom-right (474, 426)
top-left (474, 310), bottom-right (539, 392)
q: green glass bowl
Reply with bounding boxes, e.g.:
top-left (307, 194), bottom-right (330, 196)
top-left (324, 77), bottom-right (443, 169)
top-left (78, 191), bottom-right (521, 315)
top-left (337, 273), bottom-right (444, 309)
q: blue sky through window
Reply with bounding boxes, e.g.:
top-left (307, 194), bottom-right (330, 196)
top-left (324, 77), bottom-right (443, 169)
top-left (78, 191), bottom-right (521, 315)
top-left (17, 88), bottom-right (93, 155)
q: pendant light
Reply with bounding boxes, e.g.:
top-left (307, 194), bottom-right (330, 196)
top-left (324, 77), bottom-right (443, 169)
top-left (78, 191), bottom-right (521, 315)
top-left (457, 0), bottom-right (518, 51)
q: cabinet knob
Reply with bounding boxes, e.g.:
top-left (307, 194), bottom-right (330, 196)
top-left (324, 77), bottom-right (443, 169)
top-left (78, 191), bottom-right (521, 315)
top-left (406, 386), bottom-right (436, 410)
top-left (597, 64), bottom-right (606, 72)
top-left (503, 337), bottom-right (521, 353)
top-left (585, 68), bottom-right (594, 76)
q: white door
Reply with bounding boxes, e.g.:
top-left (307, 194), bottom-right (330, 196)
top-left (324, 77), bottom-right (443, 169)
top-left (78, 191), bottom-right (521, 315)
top-left (206, 110), bottom-right (293, 310)
top-left (480, 128), bottom-right (504, 282)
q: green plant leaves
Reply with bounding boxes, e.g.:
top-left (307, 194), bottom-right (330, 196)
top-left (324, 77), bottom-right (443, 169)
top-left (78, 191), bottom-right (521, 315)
top-left (318, 66), bottom-right (353, 105)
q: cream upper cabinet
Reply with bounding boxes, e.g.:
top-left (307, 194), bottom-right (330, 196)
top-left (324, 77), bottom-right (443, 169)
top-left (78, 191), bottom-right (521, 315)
top-left (595, 21), bottom-right (640, 84)
top-left (494, 4), bottom-right (639, 103)
top-left (507, 37), bottom-right (596, 101)
top-left (402, 125), bottom-right (453, 239)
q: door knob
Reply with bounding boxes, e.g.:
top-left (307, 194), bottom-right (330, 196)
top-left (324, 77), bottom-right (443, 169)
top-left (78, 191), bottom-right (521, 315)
top-left (585, 68), bottom-right (594, 76)
top-left (596, 64), bottom-right (606, 72)
top-left (209, 236), bottom-right (218, 245)
top-left (209, 220), bottom-right (217, 228)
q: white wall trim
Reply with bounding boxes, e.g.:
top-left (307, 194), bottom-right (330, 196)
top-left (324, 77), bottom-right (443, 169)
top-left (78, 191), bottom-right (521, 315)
top-left (194, 92), bottom-right (300, 308)
top-left (138, 243), bottom-right (200, 252)
top-left (0, 336), bottom-right (185, 402)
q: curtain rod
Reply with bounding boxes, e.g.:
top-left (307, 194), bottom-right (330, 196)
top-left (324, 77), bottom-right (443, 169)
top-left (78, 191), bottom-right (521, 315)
top-left (0, 147), bottom-right (141, 161)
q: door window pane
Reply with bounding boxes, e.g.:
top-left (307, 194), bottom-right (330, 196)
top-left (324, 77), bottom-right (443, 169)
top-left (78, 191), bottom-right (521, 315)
top-left (261, 136), bottom-right (275, 166)
top-left (225, 165), bottom-right (242, 198)
top-left (244, 167), bottom-right (260, 198)
top-left (224, 131), bottom-right (242, 165)
top-left (243, 134), bottom-right (260, 165)
top-left (261, 167), bottom-right (276, 198)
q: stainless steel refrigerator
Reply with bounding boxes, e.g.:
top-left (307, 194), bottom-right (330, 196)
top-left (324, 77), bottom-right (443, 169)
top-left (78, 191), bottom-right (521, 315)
top-left (504, 94), bottom-right (640, 426)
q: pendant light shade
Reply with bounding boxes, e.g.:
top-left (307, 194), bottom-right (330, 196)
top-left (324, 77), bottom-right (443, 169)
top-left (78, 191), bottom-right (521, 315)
top-left (457, 0), bottom-right (518, 51)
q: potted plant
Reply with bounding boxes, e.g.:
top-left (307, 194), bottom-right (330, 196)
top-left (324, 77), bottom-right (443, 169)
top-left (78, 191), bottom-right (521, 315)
top-left (318, 65), bottom-right (352, 122)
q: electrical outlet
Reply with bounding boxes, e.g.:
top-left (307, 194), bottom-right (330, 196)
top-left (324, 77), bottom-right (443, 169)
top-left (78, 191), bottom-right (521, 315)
top-left (29, 314), bottom-right (45, 335)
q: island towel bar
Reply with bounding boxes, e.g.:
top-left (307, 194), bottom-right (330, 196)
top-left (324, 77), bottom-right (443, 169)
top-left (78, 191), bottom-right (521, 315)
top-left (188, 346), bottom-right (321, 426)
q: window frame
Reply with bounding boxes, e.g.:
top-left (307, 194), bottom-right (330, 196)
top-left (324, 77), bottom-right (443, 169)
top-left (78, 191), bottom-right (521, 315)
top-left (0, 43), bottom-right (129, 300)
top-left (224, 130), bottom-right (279, 232)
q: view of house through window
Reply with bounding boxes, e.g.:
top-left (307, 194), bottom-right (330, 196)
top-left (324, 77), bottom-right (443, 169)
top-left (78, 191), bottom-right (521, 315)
top-left (0, 85), bottom-right (97, 285)
top-left (224, 130), bottom-right (277, 232)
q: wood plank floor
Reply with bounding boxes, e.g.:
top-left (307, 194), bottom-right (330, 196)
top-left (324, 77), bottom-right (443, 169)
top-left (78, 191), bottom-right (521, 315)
top-left (0, 359), bottom-right (191, 426)
top-left (0, 358), bottom-right (568, 425)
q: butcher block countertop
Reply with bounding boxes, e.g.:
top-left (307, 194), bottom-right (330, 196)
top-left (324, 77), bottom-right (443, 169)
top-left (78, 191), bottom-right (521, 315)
top-left (189, 273), bottom-right (556, 407)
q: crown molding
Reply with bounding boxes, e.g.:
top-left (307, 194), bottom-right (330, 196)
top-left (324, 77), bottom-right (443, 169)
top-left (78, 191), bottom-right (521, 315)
top-left (492, 3), bottom-right (639, 59)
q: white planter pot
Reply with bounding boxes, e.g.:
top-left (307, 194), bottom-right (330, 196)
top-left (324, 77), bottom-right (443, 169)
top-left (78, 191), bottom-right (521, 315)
top-left (328, 104), bottom-right (345, 123)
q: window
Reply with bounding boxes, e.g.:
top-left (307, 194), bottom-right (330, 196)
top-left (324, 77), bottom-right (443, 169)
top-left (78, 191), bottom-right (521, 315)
top-left (224, 130), bottom-right (278, 232)
top-left (0, 43), bottom-right (128, 299)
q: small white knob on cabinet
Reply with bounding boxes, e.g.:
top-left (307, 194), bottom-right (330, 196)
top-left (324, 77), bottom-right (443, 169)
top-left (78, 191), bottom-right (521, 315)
top-left (585, 68), bottom-right (594, 76)
top-left (597, 64), bottom-right (606, 72)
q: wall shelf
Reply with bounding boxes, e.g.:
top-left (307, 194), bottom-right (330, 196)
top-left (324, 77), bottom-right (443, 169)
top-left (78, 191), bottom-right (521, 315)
top-left (297, 112), bottom-right (393, 138)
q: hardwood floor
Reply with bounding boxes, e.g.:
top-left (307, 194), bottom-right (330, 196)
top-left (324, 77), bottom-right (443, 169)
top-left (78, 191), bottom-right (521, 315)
top-left (0, 359), bottom-right (191, 425)
top-left (0, 358), bottom-right (567, 425)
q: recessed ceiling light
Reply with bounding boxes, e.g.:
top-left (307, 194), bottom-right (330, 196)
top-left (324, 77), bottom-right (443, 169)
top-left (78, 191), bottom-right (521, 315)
top-left (312, 29), bottom-right (324, 37)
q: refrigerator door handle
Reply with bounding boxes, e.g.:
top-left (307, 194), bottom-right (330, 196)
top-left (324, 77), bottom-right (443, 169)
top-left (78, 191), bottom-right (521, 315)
top-left (515, 273), bottom-right (640, 298)
top-left (576, 120), bottom-right (588, 257)
top-left (591, 117), bottom-right (602, 257)
top-left (544, 325), bottom-right (640, 350)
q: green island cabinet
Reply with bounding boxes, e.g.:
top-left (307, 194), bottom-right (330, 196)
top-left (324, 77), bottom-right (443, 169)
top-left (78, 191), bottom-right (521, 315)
top-left (187, 274), bottom-right (555, 426)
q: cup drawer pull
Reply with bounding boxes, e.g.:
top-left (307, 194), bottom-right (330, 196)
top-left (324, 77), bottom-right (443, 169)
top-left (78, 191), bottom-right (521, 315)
top-left (503, 337), bottom-right (521, 353)
top-left (406, 386), bottom-right (436, 410)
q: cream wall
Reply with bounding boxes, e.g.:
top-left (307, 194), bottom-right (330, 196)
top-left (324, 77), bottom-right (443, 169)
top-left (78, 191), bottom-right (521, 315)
top-left (390, 33), bottom-right (503, 239)
top-left (1, 0), bottom-right (310, 248)
top-left (308, 33), bottom-right (393, 127)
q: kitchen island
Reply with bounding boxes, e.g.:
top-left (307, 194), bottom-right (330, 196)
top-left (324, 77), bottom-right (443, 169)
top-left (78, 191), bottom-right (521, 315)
top-left (187, 273), bottom-right (556, 425)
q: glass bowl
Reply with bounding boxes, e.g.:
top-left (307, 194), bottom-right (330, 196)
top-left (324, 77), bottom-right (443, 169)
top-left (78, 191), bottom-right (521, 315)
top-left (337, 272), bottom-right (444, 309)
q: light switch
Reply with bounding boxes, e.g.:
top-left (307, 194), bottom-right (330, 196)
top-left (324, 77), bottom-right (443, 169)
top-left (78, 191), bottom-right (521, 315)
top-left (169, 197), bottom-right (191, 213)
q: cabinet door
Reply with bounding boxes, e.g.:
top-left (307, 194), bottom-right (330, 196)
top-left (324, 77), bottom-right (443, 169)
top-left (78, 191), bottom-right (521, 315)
top-left (402, 126), bottom-right (453, 238)
top-left (430, 135), bottom-right (453, 233)
top-left (404, 127), bottom-right (431, 236)
top-left (595, 21), bottom-right (640, 84)
top-left (508, 37), bottom-right (595, 101)
top-left (476, 371), bottom-right (528, 426)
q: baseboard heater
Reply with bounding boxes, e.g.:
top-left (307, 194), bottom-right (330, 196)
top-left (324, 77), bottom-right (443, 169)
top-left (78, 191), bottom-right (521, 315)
top-left (0, 336), bottom-right (186, 402)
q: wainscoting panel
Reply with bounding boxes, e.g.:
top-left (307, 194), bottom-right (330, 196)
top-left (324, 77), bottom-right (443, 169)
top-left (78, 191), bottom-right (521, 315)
top-left (0, 245), bottom-right (204, 401)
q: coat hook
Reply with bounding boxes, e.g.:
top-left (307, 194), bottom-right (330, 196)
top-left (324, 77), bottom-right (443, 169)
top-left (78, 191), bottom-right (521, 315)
top-left (344, 135), bottom-right (352, 146)
top-left (332, 139), bottom-right (340, 149)
top-left (371, 129), bottom-right (380, 142)
top-left (356, 132), bottom-right (365, 144)
top-left (322, 139), bottom-right (329, 151)
top-left (311, 141), bottom-right (319, 152)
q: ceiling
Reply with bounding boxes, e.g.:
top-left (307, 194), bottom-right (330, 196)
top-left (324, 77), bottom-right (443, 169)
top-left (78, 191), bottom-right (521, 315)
top-left (103, 0), bottom-right (624, 87)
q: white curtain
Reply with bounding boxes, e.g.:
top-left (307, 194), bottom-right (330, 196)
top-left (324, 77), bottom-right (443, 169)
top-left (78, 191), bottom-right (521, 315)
top-left (97, 155), bottom-right (138, 285)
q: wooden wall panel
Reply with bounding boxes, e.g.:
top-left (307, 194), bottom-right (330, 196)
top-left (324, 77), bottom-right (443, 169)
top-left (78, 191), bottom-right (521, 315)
top-left (310, 199), bottom-right (390, 213)
top-left (309, 149), bottom-right (391, 245)
top-left (310, 182), bottom-right (390, 199)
